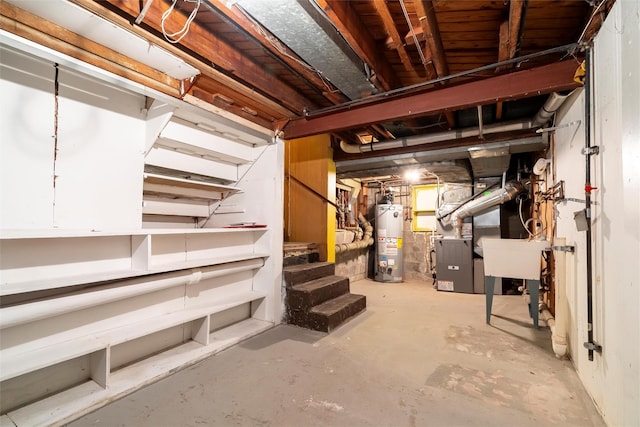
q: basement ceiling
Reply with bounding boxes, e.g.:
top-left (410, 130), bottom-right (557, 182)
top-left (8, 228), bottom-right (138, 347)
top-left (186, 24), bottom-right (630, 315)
top-left (1, 0), bottom-right (615, 180)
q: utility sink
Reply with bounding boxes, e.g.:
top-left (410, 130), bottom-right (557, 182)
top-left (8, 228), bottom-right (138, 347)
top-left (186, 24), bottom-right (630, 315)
top-left (481, 238), bottom-right (550, 328)
top-left (481, 238), bottom-right (550, 280)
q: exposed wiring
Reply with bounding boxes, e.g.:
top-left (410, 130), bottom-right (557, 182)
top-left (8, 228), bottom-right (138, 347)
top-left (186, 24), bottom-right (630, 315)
top-left (518, 197), bottom-right (535, 239)
top-left (399, 0), bottom-right (429, 67)
top-left (577, 0), bottom-right (608, 46)
top-left (161, 0), bottom-right (202, 44)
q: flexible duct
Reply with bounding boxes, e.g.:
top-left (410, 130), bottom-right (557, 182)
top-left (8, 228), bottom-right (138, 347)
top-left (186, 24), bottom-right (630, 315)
top-left (335, 213), bottom-right (374, 253)
top-left (0, 258), bottom-right (264, 330)
top-left (340, 92), bottom-right (572, 154)
top-left (450, 181), bottom-right (526, 238)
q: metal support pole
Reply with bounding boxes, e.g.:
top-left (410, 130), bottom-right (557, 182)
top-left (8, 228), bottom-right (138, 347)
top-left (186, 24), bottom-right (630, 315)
top-left (583, 46), bottom-right (602, 360)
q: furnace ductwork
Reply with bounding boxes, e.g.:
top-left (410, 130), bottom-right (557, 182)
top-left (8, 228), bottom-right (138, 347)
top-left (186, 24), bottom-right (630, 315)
top-left (450, 181), bottom-right (526, 238)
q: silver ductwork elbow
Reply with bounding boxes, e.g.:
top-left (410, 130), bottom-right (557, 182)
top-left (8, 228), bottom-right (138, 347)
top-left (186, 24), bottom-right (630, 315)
top-left (451, 181), bottom-right (526, 238)
top-left (532, 92), bottom-right (572, 127)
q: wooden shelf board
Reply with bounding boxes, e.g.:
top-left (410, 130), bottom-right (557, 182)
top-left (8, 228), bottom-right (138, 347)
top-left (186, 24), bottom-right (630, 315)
top-left (0, 291), bottom-right (267, 382)
top-left (0, 227), bottom-right (268, 240)
top-left (100, 290), bottom-right (267, 346)
top-left (143, 173), bottom-right (240, 193)
top-left (1, 253), bottom-right (269, 296)
top-left (6, 318), bottom-right (273, 427)
top-left (0, 336), bottom-right (105, 382)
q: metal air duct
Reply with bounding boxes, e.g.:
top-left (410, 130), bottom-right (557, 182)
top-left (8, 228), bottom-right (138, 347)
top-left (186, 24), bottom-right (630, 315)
top-left (449, 181), bottom-right (526, 238)
top-left (236, 0), bottom-right (377, 100)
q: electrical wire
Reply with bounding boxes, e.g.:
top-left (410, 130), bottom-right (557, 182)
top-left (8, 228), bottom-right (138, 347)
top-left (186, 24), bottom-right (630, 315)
top-left (399, 0), bottom-right (429, 67)
top-left (161, 0), bottom-right (202, 44)
top-left (577, 0), bottom-right (609, 46)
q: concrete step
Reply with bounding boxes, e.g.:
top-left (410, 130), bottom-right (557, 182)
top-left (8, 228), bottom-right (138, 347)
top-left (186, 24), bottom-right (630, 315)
top-left (283, 242), bottom-right (320, 267)
top-left (307, 293), bottom-right (366, 333)
top-left (283, 262), bottom-right (335, 288)
top-left (287, 275), bottom-right (350, 311)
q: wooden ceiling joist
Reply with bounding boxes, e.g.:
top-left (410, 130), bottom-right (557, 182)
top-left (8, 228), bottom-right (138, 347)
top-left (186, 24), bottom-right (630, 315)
top-left (0, 1), bottom-right (181, 97)
top-left (68, 0), bottom-right (295, 120)
top-left (414, 0), bottom-right (455, 129)
top-left (79, 0), bottom-right (314, 115)
top-left (374, 0), bottom-right (417, 77)
top-left (314, 0), bottom-right (400, 91)
top-left (496, 0), bottom-right (526, 119)
top-left (278, 59), bottom-right (581, 140)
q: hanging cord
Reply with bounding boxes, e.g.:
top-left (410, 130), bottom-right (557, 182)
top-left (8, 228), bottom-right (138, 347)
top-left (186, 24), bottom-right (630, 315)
top-left (518, 195), bottom-right (544, 240)
top-left (161, 0), bottom-right (202, 44)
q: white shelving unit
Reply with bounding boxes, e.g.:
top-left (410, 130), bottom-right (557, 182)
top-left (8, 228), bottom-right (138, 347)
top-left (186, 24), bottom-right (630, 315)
top-left (0, 228), bottom-right (267, 295)
top-left (1, 39), bottom-right (282, 427)
top-left (0, 227), bottom-right (274, 425)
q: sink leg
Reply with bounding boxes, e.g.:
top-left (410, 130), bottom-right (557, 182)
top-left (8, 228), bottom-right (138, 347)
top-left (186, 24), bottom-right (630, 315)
top-left (485, 276), bottom-right (495, 324)
top-left (527, 279), bottom-right (540, 328)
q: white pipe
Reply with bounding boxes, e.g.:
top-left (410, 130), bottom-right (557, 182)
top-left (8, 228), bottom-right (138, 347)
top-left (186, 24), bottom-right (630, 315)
top-left (551, 237), bottom-right (569, 358)
top-left (340, 91), bottom-right (574, 154)
top-left (0, 258), bottom-right (264, 330)
top-left (532, 92), bottom-right (572, 126)
top-left (340, 120), bottom-right (533, 153)
top-left (335, 213), bottom-right (374, 253)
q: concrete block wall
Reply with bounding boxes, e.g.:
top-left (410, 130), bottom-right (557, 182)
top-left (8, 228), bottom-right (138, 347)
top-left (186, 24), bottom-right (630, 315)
top-left (402, 218), bottom-right (434, 282)
top-left (335, 247), bottom-right (370, 283)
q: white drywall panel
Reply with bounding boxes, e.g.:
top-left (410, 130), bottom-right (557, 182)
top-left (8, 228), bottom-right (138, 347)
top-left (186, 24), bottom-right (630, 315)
top-left (53, 67), bottom-right (145, 229)
top-left (554, 2), bottom-right (640, 425)
top-left (0, 46), bottom-right (55, 229)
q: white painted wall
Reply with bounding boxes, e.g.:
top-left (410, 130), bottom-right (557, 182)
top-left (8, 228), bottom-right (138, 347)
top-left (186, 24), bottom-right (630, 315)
top-left (0, 44), bottom-right (145, 230)
top-left (553, 2), bottom-right (640, 425)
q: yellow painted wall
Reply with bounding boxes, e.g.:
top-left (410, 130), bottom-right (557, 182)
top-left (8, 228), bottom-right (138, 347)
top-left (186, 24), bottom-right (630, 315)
top-left (284, 135), bottom-right (335, 262)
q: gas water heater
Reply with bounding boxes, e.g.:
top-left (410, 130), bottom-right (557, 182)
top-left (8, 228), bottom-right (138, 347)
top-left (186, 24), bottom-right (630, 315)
top-left (375, 204), bottom-right (404, 282)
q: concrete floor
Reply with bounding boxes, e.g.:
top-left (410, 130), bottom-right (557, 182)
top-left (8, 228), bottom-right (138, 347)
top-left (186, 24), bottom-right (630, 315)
top-left (70, 279), bottom-right (604, 427)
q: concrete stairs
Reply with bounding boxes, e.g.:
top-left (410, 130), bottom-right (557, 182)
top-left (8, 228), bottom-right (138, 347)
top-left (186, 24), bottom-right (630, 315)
top-left (284, 262), bottom-right (366, 333)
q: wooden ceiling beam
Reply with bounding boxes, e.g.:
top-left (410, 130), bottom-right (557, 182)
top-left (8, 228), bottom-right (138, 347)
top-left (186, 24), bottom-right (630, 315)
top-left (278, 59), bottom-right (581, 140)
top-left (373, 0), bottom-right (415, 75)
top-left (496, 0), bottom-right (526, 119)
top-left (205, 0), bottom-right (348, 106)
top-left (415, 1), bottom-right (448, 79)
top-left (497, 0), bottom-right (525, 68)
top-left (314, 0), bottom-right (399, 91)
top-left (0, 1), bottom-right (181, 97)
top-left (90, 0), bottom-right (314, 115)
top-left (414, 0), bottom-right (455, 129)
top-left (67, 0), bottom-right (294, 119)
